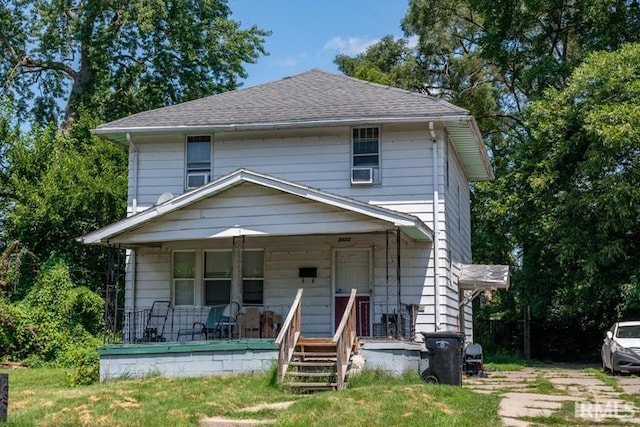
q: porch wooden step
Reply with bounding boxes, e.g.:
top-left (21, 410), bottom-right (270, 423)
top-left (285, 381), bottom-right (338, 389)
top-left (293, 351), bottom-right (337, 358)
top-left (290, 360), bottom-right (336, 367)
top-left (298, 337), bottom-right (336, 346)
top-left (287, 371), bottom-right (337, 378)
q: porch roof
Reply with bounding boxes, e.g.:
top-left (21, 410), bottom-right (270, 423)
top-left (459, 264), bottom-right (510, 291)
top-left (79, 169), bottom-right (434, 246)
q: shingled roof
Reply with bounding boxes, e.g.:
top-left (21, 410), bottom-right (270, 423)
top-left (94, 69), bottom-right (493, 181)
top-left (95, 69), bottom-right (470, 133)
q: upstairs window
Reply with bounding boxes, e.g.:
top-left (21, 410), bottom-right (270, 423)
top-left (186, 135), bottom-right (211, 189)
top-left (351, 127), bottom-right (380, 185)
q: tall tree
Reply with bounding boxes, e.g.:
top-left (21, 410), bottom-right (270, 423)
top-left (514, 44), bottom-right (640, 355)
top-left (337, 0), bottom-right (640, 357)
top-left (0, 0), bottom-right (269, 127)
top-left (0, 114), bottom-right (128, 290)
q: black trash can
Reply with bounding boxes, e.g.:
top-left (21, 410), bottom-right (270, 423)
top-left (421, 332), bottom-right (464, 385)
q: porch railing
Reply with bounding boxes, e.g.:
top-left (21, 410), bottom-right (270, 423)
top-left (112, 304), bottom-right (288, 344)
top-left (275, 288), bottom-right (303, 381)
top-left (364, 301), bottom-right (417, 339)
top-left (333, 288), bottom-right (358, 390)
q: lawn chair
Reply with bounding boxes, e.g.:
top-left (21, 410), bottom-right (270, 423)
top-left (177, 305), bottom-right (225, 341)
top-left (141, 301), bottom-right (171, 342)
top-left (217, 302), bottom-right (241, 339)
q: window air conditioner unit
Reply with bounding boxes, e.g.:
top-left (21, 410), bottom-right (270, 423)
top-left (351, 167), bottom-right (373, 184)
top-left (187, 172), bottom-right (210, 189)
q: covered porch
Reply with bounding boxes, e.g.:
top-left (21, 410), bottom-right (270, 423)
top-left (82, 170), bottom-right (435, 347)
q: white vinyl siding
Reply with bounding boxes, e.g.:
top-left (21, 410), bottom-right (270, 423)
top-left (110, 183), bottom-right (397, 245)
top-left (123, 121), bottom-right (474, 335)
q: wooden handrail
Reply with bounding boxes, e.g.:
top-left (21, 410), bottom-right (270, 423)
top-left (333, 288), bottom-right (358, 390)
top-left (275, 288), bottom-right (303, 381)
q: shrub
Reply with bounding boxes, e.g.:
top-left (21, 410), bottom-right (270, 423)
top-left (0, 258), bottom-right (105, 368)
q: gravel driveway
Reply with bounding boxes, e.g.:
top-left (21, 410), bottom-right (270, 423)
top-left (464, 365), bottom-right (640, 426)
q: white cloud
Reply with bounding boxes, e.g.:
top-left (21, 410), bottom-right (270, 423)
top-left (275, 57), bottom-right (298, 67)
top-left (323, 36), bottom-right (379, 55)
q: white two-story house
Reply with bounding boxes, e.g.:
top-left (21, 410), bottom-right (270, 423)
top-left (82, 69), bottom-right (507, 350)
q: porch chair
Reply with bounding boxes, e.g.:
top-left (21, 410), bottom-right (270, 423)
top-left (215, 302), bottom-right (241, 339)
top-left (141, 300), bottom-right (171, 342)
top-left (177, 305), bottom-right (225, 341)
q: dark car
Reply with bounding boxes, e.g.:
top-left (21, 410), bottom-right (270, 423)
top-left (601, 321), bottom-right (640, 375)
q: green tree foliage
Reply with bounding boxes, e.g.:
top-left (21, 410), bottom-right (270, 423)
top-left (0, 0), bottom-right (270, 127)
top-left (0, 113), bottom-right (127, 289)
top-left (334, 35), bottom-right (423, 90)
top-left (0, 258), bottom-right (103, 366)
top-left (514, 44), bottom-right (640, 355)
top-left (337, 1), bottom-right (640, 358)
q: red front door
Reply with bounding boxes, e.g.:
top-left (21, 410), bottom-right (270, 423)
top-left (335, 295), bottom-right (370, 336)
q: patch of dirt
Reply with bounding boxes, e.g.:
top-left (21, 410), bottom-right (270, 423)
top-left (109, 397), bottom-right (141, 410)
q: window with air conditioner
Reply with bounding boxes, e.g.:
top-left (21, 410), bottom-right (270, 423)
top-left (186, 135), bottom-right (211, 189)
top-left (351, 127), bottom-right (380, 185)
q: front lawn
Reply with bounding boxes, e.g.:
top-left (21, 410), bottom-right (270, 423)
top-left (1, 368), bottom-right (500, 426)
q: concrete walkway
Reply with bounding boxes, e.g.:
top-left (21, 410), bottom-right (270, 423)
top-left (464, 366), bottom-right (640, 426)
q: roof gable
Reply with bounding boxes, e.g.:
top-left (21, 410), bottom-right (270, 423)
top-left (79, 169), bottom-right (433, 245)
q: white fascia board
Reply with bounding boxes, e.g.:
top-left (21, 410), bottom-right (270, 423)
top-left (92, 114), bottom-right (475, 144)
top-left (79, 173), bottom-right (246, 244)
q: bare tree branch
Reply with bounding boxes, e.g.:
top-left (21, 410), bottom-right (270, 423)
top-left (17, 56), bottom-right (78, 80)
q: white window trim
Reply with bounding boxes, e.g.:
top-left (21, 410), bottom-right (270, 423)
top-left (203, 249), bottom-right (233, 307)
top-left (241, 249), bottom-right (265, 305)
top-left (351, 126), bottom-right (381, 185)
top-left (172, 250), bottom-right (197, 306)
top-left (185, 134), bottom-right (213, 190)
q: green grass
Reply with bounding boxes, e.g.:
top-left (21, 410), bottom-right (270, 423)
top-left (0, 367), bottom-right (501, 426)
top-left (585, 367), bottom-right (621, 390)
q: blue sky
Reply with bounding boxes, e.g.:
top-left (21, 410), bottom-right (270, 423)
top-left (227, 1), bottom-right (410, 88)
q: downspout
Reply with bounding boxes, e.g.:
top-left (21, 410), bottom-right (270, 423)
top-left (430, 121), bottom-right (441, 330)
top-left (127, 132), bottom-right (139, 215)
top-left (396, 227), bottom-right (402, 337)
top-left (126, 132), bottom-right (138, 318)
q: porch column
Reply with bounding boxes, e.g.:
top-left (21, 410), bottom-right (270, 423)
top-left (230, 236), bottom-right (244, 304)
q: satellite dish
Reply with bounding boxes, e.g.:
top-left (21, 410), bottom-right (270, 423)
top-left (156, 192), bottom-right (174, 205)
